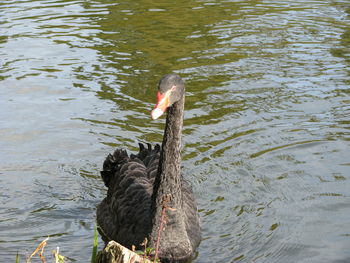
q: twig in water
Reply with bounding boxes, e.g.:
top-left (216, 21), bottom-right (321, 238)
top-left (26, 237), bottom-right (49, 263)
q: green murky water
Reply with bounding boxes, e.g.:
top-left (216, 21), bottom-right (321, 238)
top-left (1, 0), bottom-right (349, 262)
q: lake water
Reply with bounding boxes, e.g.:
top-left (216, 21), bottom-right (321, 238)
top-left (1, 0), bottom-right (349, 262)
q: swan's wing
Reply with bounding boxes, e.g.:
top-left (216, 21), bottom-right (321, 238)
top-left (130, 142), bottom-right (160, 179)
top-left (97, 144), bottom-right (159, 248)
top-left (131, 143), bottom-right (161, 169)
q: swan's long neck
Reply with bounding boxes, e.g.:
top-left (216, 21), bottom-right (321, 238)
top-left (150, 95), bottom-right (188, 245)
top-left (152, 95), bottom-right (184, 210)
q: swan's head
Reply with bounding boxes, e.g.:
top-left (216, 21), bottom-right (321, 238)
top-left (151, 74), bottom-right (185, 120)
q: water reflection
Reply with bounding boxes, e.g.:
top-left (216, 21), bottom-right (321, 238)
top-left (0, 0), bottom-right (350, 262)
top-left (88, 0), bottom-right (250, 109)
top-left (330, 2), bottom-right (350, 90)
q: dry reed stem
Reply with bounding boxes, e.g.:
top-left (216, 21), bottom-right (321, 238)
top-left (26, 237), bottom-right (49, 263)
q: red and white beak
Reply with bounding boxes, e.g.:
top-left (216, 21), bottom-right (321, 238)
top-left (151, 90), bottom-right (172, 120)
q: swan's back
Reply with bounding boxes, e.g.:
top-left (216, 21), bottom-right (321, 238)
top-left (96, 143), bottom-right (160, 248)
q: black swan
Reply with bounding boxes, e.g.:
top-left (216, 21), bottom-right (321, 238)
top-left (97, 74), bottom-right (201, 262)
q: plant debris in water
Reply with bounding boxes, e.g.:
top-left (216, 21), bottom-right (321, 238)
top-left (26, 237), bottom-right (49, 263)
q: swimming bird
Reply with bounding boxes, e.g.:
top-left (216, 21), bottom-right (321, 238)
top-left (97, 74), bottom-right (201, 263)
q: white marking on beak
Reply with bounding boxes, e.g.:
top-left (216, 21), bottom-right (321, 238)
top-left (151, 108), bottom-right (164, 120)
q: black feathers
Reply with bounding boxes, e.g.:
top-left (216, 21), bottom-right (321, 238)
top-left (97, 143), bottom-right (161, 247)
